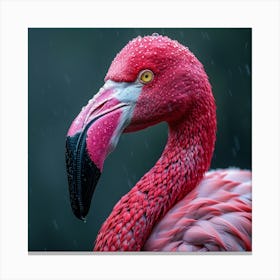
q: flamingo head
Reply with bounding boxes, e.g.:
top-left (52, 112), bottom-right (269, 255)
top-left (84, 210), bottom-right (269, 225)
top-left (66, 34), bottom-right (213, 219)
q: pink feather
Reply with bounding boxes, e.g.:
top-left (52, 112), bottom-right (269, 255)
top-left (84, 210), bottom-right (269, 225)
top-left (144, 169), bottom-right (251, 251)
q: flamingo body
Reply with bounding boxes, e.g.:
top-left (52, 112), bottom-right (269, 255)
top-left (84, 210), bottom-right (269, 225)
top-left (66, 34), bottom-right (252, 251)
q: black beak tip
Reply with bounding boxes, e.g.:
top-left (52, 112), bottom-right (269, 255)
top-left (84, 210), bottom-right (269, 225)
top-left (65, 134), bottom-right (101, 221)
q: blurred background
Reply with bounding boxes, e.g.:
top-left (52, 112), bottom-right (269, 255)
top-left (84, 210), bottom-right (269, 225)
top-left (28, 28), bottom-right (251, 251)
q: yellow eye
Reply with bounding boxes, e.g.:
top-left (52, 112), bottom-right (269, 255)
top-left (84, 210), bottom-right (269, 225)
top-left (139, 69), bottom-right (154, 84)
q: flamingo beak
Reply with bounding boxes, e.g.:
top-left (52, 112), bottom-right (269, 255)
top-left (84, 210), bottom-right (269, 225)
top-left (65, 80), bottom-right (142, 219)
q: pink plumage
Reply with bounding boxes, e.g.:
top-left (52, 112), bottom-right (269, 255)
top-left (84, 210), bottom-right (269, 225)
top-left (66, 34), bottom-right (252, 252)
top-left (144, 169), bottom-right (251, 251)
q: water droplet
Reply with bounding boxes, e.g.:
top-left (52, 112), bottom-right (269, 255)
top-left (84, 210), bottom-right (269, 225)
top-left (245, 64), bottom-right (251, 76)
top-left (52, 219), bottom-right (59, 230)
top-left (238, 66), bottom-right (242, 74)
top-left (64, 73), bottom-right (71, 85)
top-left (152, 32), bottom-right (160, 37)
top-left (234, 136), bottom-right (240, 151)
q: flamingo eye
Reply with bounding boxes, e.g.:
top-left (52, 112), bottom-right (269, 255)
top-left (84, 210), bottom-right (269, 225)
top-left (138, 69), bottom-right (154, 84)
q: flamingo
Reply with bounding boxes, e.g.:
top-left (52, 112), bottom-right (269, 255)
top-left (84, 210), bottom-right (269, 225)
top-left (65, 34), bottom-right (252, 251)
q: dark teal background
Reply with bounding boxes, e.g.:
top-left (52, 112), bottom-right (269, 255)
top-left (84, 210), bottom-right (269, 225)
top-left (28, 28), bottom-right (251, 251)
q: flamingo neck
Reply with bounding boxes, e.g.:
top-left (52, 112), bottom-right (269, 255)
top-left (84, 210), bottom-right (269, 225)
top-left (94, 101), bottom-right (216, 251)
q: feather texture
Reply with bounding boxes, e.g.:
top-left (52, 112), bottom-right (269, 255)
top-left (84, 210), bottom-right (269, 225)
top-left (144, 169), bottom-right (251, 251)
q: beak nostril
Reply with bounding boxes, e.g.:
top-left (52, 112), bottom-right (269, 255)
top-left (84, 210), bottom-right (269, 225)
top-left (84, 100), bottom-right (108, 128)
top-left (84, 99), bottom-right (130, 129)
top-left (91, 101), bottom-right (107, 115)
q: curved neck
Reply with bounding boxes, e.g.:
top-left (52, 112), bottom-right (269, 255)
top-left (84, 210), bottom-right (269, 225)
top-left (94, 100), bottom-right (216, 251)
